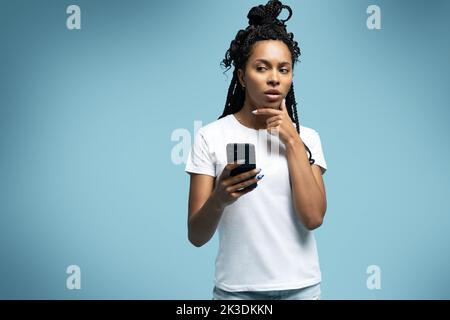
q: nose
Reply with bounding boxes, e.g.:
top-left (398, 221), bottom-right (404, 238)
top-left (267, 70), bottom-right (280, 86)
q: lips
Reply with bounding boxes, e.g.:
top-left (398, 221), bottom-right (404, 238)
top-left (264, 89), bottom-right (282, 102)
top-left (264, 89), bottom-right (281, 95)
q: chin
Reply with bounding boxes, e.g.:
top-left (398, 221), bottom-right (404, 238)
top-left (257, 100), bottom-right (278, 108)
top-left (267, 102), bottom-right (281, 108)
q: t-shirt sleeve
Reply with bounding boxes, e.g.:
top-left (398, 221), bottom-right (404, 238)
top-left (185, 128), bottom-right (216, 177)
top-left (310, 130), bottom-right (327, 175)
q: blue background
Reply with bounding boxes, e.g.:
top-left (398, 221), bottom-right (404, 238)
top-left (0, 0), bottom-right (449, 299)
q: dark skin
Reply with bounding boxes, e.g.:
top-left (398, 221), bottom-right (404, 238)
top-left (187, 40), bottom-right (327, 247)
top-left (236, 39), bottom-right (294, 135)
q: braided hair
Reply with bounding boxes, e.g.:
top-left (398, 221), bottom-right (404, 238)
top-left (218, 0), bottom-right (315, 165)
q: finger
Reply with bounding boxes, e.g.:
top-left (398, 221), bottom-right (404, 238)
top-left (226, 167), bottom-right (261, 185)
top-left (267, 125), bottom-right (280, 135)
top-left (225, 162), bottom-right (241, 170)
top-left (252, 108), bottom-right (282, 116)
top-left (267, 119), bottom-right (281, 128)
top-left (266, 117), bottom-right (282, 126)
top-left (279, 98), bottom-right (287, 113)
top-left (230, 185), bottom-right (257, 198)
top-left (228, 177), bottom-right (260, 193)
top-left (221, 162), bottom-right (241, 177)
top-left (265, 115), bottom-right (282, 124)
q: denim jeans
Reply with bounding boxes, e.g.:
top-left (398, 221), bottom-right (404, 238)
top-left (212, 283), bottom-right (321, 300)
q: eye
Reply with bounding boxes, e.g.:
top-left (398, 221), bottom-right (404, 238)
top-left (256, 66), bottom-right (267, 72)
top-left (280, 68), bottom-right (290, 74)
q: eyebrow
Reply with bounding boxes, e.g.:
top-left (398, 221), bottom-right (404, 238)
top-left (253, 59), bottom-right (291, 66)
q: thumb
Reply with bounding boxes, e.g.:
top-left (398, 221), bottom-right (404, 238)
top-left (221, 162), bottom-right (240, 177)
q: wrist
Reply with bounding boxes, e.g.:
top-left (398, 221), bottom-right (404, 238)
top-left (285, 135), bottom-right (302, 149)
top-left (210, 192), bottom-right (227, 211)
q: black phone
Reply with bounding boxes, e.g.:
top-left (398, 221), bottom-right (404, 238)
top-left (226, 143), bottom-right (257, 191)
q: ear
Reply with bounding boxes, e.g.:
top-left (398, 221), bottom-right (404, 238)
top-left (237, 68), bottom-right (245, 87)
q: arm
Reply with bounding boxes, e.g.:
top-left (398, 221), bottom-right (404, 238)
top-left (187, 174), bottom-right (225, 247)
top-left (252, 100), bottom-right (327, 230)
top-left (285, 136), bottom-right (327, 230)
top-left (187, 165), bottom-right (261, 247)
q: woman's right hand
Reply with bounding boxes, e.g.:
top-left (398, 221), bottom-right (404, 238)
top-left (212, 163), bottom-right (263, 208)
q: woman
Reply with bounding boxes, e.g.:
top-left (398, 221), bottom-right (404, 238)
top-left (185, 0), bottom-right (327, 300)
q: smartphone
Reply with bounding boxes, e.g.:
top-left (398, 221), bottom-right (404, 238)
top-left (226, 143), bottom-right (257, 191)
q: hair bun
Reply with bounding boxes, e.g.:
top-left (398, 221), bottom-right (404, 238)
top-left (247, 0), bottom-right (292, 27)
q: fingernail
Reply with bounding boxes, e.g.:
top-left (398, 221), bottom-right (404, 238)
top-left (256, 174), bottom-right (264, 180)
top-left (257, 168), bottom-right (262, 173)
top-left (252, 109), bottom-right (258, 114)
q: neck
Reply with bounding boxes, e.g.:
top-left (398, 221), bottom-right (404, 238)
top-left (235, 98), bottom-right (270, 130)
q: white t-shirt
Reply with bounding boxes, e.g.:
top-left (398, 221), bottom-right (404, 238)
top-left (185, 114), bottom-right (328, 292)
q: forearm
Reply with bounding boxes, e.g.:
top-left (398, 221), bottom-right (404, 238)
top-left (188, 193), bottom-right (225, 247)
top-left (285, 137), bottom-right (326, 230)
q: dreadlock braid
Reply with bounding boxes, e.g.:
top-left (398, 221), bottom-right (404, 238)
top-left (288, 84), bottom-right (315, 165)
top-left (218, 0), bottom-right (315, 165)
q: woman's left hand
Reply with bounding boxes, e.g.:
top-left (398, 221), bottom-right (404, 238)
top-left (253, 98), bottom-right (300, 145)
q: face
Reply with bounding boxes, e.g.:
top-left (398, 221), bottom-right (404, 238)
top-left (238, 40), bottom-right (293, 109)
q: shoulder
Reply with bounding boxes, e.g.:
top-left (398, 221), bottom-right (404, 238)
top-left (197, 115), bottom-right (232, 137)
top-left (298, 124), bottom-right (320, 145)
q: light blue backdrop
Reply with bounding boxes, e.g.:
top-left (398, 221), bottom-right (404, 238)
top-left (0, 0), bottom-right (449, 299)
